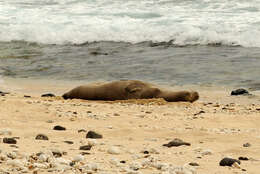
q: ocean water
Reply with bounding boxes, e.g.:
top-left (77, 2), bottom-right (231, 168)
top-left (0, 0), bottom-right (260, 89)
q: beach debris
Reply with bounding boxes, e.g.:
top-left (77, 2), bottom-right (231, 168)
top-left (53, 125), bottom-right (66, 131)
top-left (107, 146), bottom-right (121, 155)
top-left (238, 157), bottom-right (249, 161)
top-left (41, 93), bottom-right (55, 97)
top-left (189, 162), bottom-right (199, 166)
top-left (86, 131), bottom-right (103, 139)
top-left (79, 145), bottom-right (92, 151)
top-left (219, 157), bottom-right (240, 166)
top-left (163, 138), bottom-right (191, 147)
top-left (35, 134), bottom-right (49, 140)
top-left (231, 88), bottom-right (249, 96)
top-left (201, 149), bottom-right (213, 156)
top-left (3, 137), bottom-right (17, 144)
top-left (243, 142), bottom-right (251, 147)
top-left (0, 91), bottom-right (9, 96)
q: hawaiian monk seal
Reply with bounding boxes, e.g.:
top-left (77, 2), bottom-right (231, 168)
top-left (62, 80), bottom-right (199, 102)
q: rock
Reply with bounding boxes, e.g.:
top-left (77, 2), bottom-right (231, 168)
top-left (41, 93), bottom-right (55, 97)
top-left (64, 141), bottom-right (74, 144)
top-left (189, 162), bottom-right (199, 166)
top-left (79, 145), bottom-right (92, 151)
top-left (88, 139), bottom-right (98, 146)
top-left (163, 138), bottom-right (191, 147)
top-left (24, 95), bottom-right (31, 98)
top-left (107, 146), bottom-right (121, 155)
top-left (53, 125), bottom-right (66, 131)
top-left (86, 131), bottom-right (103, 139)
top-left (78, 129), bottom-right (87, 133)
top-left (231, 89), bottom-right (249, 96)
top-left (243, 143), bottom-right (251, 147)
top-left (238, 157), bottom-right (249, 161)
top-left (51, 149), bottom-right (62, 157)
top-left (219, 157), bottom-right (241, 166)
top-left (35, 134), bottom-right (49, 140)
top-left (3, 138), bottom-right (17, 144)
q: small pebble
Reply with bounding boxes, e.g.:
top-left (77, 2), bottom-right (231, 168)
top-left (41, 93), bottom-right (55, 97)
top-left (219, 157), bottom-right (240, 166)
top-left (243, 143), bottom-right (251, 147)
top-left (238, 157), bottom-right (249, 161)
top-left (231, 89), bottom-right (249, 96)
top-left (3, 138), bottom-right (17, 144)
top-left (64, 141), bottom-right (74, 144)
top-left (53, 125), bottom-right (66, 131)
top-left (35, 134), bottom-right (49, 140)
top-left (163, 138), bottom-right (191, 147)
top-left (189, 162), bottom-right (199, 166)
top-left (79, 145), bottom-right (92, 151)
top-left (86, 131), bottom-right (103, 139)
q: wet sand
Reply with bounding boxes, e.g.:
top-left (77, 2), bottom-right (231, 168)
top-left (0, 81), bottom-right (260, 174)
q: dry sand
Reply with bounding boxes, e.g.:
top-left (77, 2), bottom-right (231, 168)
top-left (0, 79), bottom-right (260, 174)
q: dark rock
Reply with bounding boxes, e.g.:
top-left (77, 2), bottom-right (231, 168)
top-left (80, 152), bottom-right (91, 155)
top-left (120, 160), bottom-right (126, 164)
top-left (86, 131), bottom-right (103, 139)
top-left (64, 141), bottom-right (74, 144)
top-left (90, 51), bottom-right (108, 56)
top-left (243, 143), bottom-right (251, 147)
top-left (3, 138), bottom-right (17, 144)
top-left (231, 89), bottom-right (249, 96)
top-left (41, 93), bottom-right (55, 97)
top-left (79, 145), bottom-right (92, 151)
top-left (35, 134), bottom-right (49, 140)
top-left (24, 95), bottom-right (31, 98)
top-left (238, 157), bottom-right (249, 161)
top-left (189, 162), bottom-right (199, 166)
top-left (78, 129), bottom-right (87, 133)
top-left (219, 157), bottom-right (240, 166)
top-left (52, 150), bottom-right (62, 157)
top-left (163, 138), bottom-right (191, 147)
top-left (143, 151), bottom-right (149, 154)
top-left (53, 125), bottom-right (66, 131)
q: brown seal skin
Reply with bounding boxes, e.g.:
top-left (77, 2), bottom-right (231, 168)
top-left (62, 80), bottom-right (199, 102)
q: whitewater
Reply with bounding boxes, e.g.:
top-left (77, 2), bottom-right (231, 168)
top-left (1, 0), bottom-right (260, 47)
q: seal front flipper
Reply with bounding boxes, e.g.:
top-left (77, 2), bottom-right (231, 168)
top-left (125, 84), bottom-right (142, 93)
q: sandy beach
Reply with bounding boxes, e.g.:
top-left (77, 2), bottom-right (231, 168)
top-left (0, 80), bottom-right (260, 174)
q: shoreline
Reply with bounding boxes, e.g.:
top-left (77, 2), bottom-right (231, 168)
top-left (0, 79), bottom-right (260, 173)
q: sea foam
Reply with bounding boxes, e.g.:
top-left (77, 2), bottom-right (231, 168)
top-left (0, 0), bottom-right (260, 47)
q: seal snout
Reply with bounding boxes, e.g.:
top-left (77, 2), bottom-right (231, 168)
top-left (189, 91), bottom-right (199, 103)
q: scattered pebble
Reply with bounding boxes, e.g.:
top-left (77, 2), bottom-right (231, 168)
top-left (243, 142), bottom-right (251, 147)
top-left (53, 125), bottom-right (66, 131)
top-left (35, 134), bottom-right (49, 140)
top-left (64, 141), bottom-right (74, 144)
top-left (189, 162), bottom-right (199, 166)
top-left (238, 157), bottom-right (249, 161)
top-left (3, 138), bottom-right (17, 144)
top-left (231, 89), bottom-right (249, 96)
top-left (78, 129), bottom-right (87, 133)
top-left (79, 145), bottom-right (92, 151)
top-left (86, 131), bottom-right (103, 139)
top-left (24, 95), bottom-right (31, 98)
top-left (219, 157), bottom-right (241, 166)
top-left (41, 93), bottom-right (56, 97)
top-left (163, 138), bottom-right (191, 147)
